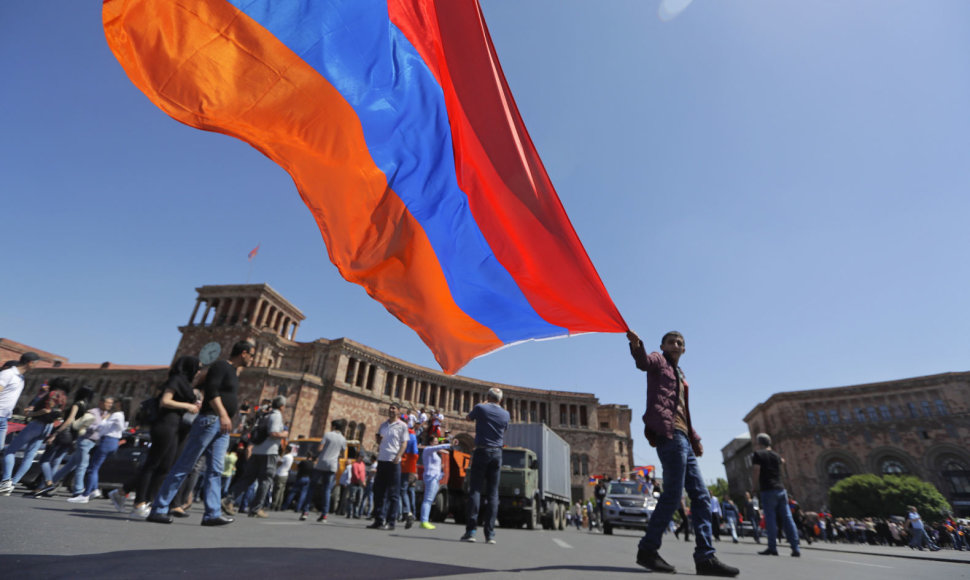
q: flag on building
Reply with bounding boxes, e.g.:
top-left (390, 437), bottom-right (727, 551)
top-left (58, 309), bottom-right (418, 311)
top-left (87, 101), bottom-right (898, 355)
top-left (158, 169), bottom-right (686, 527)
top-left (103, 0), bottom-right (627, 373)
top-left (248, 244), bottom-right (260, 261)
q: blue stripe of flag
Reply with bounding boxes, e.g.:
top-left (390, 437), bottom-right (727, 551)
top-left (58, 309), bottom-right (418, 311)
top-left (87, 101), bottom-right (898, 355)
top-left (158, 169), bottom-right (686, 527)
top-left (227, 0), bottom-right (563, 343)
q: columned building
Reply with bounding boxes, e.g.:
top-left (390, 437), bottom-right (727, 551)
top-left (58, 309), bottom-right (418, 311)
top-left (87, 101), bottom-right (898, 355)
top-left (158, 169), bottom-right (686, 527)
top-left (15, 283), bottom-right (634, 502)
top-left (742, 372), bottom-right (970, 515)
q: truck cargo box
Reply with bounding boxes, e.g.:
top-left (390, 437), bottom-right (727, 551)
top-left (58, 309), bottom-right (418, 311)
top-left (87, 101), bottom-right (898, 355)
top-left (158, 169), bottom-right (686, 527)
top-left (504, 423), bottom-right (571, 501)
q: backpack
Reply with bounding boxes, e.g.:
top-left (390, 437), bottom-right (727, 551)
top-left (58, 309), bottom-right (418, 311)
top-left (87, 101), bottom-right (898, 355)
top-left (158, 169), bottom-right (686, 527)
top-left (136, 395), bottom-right (161, 426)
top-left (250, 412), bottom-right (272, 445)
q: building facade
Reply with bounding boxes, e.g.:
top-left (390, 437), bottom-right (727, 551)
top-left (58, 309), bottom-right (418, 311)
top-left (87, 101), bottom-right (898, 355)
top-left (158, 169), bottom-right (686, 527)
top-left (13, 283), bottom-right (634, 502)
top-left (742, 372), bottom-right (970, 515)
top-left (720, 433), bottom-right (753, 503)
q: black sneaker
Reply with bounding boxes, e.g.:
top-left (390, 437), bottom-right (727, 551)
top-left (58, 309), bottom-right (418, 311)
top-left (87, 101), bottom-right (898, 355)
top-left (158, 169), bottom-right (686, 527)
top-left (695, 556), bottom-right (739, 577)
top-left (758, 548), bottom-right (779, 556)
top-left (636, 548), bottom-right (676, 573)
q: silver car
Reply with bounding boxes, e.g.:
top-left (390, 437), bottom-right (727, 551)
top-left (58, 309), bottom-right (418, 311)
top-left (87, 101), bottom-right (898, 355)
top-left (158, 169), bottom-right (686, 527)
top-left (602, 480), bottom-right (657, 535)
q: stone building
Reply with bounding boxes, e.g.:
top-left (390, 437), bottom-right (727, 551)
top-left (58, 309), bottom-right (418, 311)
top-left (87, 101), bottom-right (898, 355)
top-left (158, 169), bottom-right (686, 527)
top-left (742, 371), bottom-right (970, 516)
top-left (720, 433), bottom-right (753, 502)
top-left (12, 283), bottom-right (634, 502)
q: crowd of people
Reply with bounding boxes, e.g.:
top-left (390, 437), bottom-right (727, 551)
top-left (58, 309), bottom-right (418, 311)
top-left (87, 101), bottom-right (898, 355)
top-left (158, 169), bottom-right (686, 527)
top-left (2, 342), bottom-right (967, 570)
top-left (0, 345), bottom-right (495, 538)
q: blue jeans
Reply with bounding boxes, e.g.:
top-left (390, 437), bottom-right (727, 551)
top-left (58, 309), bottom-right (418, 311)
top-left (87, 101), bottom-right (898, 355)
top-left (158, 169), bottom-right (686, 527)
top-left (283, 475), bottom-right (311, 513)
top-left (312, 470), bottom-right (336, 515)
top-left (639, 432), bottom-right (716, 561)
top-left (399, 475), bottom-right (416, 516)
top-left (465, 447), bottom-right (502, 539)
top-left (53, 438), bottom-right (97, 495)
top-left (84, 436), bottom-right (120, 495)
top-left (0, 416), bottom-right (7, 449)
top-left (152, 414), bottom-right (228, 520)
top-left (761, 488), bottom-right (800, 552)
top-left (420, 476), bottom-right (441, 523)
top-left (40, 443), bottom-right (72, 484)
top-left (346, 483), bottom-right (363, 517)
top-left (2, 420), bottom-right (53, 483)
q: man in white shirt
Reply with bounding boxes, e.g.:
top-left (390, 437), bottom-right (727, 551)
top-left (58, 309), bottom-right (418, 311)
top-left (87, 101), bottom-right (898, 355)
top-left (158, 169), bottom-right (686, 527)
top-left (367, 403), bottom-right (408, 530)
top-left (0, 352), bottom-right (40, 458)
top-left (272, 444), bottom-right (296, 511)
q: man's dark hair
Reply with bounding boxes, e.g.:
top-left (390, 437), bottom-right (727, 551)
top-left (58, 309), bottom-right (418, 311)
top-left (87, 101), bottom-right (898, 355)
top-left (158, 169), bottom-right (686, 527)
top-left (332, 419), bottom-right (348, 433)
top-left (230, 341), bottom-right (255, 358)
top-left (660, 331), bottom-right (684, 346)
top-left (271, 395), bottom-right (286, 409)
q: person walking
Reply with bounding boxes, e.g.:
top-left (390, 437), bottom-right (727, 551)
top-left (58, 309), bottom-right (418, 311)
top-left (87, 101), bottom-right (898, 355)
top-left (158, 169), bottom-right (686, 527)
top-left (743, 491), bottom-right (761, 544)
top-left (627, 330), bottom-right (738, 576)
top-left (272, 444), bottom-right (296, 511)
top-left (42, 395), bottom-right (112, 499)
top-left (110, 357), bottom-right (201, 517)
top-left (906, 505), bottom-right (941, 551)
top-left (32, 385), bottom-right (94, 496)
top-left (751, 432), bottom-right (801, 557)
top-left (148, 340), bottom-right (253, 526)
top-left (345, 454), bottom-right (366, 519)
top-left (710, 494), bottom-right (723, 542)
top-left (367, 404), bottom-right (408, 531)
top-left (399, 422), bottom-right (419, 528)
top-left (417, 439), bottom-right (453, 530)
top-left (0, 352), bottom-right (41, 458)
top-left (226, 395), bottom-right (288, 518)
top-left (722, 498), bottom-right (740, 543)
top-left (71, 397), bottom-right (126, 503)
top-left (460, 387), bottom-right (510, 545)
top-left (673, 497), bottom-right (691, 542)
top-left (1, 379), bottom-right (68, 494)
top-left (309, 419), bottom-right (347, 523)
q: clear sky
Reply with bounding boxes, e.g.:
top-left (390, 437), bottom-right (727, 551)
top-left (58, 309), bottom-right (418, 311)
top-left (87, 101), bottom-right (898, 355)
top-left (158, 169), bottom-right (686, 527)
top-left (3, 1), bottom-right (970, 484)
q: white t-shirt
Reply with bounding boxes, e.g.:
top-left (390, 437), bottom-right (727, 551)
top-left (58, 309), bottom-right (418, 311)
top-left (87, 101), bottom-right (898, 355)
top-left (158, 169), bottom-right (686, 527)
top-left (377, 419), bottom-right (408, 462)
top-left (276, 452), bottom-right (295, 476)
top-left (0, 367), bottom-right (26, 418)
top-left (98, 411), bottom-right (127, 439)
top-left (908, 511), bottom-right (924, 530)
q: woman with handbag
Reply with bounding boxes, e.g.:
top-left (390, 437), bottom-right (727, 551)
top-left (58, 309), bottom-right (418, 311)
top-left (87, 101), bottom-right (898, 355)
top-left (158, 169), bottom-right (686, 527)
top-left (30, 385), bottom-right (95, 496)
top-left (109, 356), bottom-right (201, 518)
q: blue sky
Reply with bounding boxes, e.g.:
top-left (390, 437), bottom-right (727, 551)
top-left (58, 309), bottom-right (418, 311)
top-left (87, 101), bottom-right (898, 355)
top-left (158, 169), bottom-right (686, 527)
top-left (3, 1), bottom-right (969, 485)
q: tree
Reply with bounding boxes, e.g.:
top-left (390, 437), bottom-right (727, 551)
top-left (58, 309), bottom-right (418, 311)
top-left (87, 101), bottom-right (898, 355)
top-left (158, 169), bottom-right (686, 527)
top-left (828, 475), bottom-right (950, 522)
top-left (707, 478), bottom-right (729, 502)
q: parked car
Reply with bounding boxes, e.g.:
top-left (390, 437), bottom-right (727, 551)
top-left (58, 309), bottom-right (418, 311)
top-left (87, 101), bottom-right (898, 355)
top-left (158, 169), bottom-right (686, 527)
top-left (602, 480), bottom-right (658, 535)
top-left (95, 430), bottom-right (152, 493)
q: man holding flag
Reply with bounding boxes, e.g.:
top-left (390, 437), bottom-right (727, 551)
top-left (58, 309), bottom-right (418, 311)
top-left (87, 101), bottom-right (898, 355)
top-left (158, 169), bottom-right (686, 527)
top-left (627, 330), bottom-right (739, 577)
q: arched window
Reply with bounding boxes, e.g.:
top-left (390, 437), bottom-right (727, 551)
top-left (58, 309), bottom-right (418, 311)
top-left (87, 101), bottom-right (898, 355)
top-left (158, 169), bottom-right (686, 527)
top-left (581, 455), bottom-right (589, 476)
top-left (827, 461), bottom-right (851, 485)
top-left (356, 424), bottom-right (366, 442)
top-left (881, 459), bottom-right (906, 475)
top-left (572, 454), bottom-right (580, 476)
top-left (942, 460), bottom-right (970, 495)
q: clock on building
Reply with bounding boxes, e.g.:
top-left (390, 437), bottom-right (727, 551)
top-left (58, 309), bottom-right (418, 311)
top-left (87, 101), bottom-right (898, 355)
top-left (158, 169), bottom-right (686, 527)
top-left (199, 341), bottom-right (222, 365)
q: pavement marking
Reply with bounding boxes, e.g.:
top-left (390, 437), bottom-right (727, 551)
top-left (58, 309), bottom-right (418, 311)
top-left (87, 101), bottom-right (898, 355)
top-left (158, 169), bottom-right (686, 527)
top-left (830, 559), bottom-right (893, 569)
top-left (552, 538), bottom-right (573, 549)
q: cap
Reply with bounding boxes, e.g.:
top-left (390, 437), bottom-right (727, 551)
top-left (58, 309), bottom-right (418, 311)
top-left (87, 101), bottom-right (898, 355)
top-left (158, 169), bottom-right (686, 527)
top-left (19, 352), bottom-right (40, 364)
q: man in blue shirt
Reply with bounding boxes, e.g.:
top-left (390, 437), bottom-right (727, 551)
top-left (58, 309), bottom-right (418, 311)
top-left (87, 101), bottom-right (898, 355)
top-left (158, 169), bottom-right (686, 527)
top-left (460, 388), bottom-right (509, 544)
